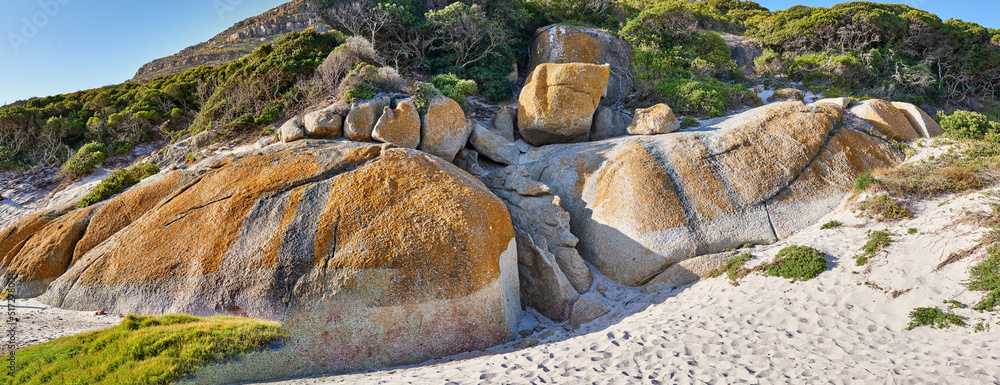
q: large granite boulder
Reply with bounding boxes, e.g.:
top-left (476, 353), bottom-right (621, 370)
top-left (891, 101), bottom-right (945, 138)
top-left (518, 63), bottom-right (610, 146)
top-left (372, 99), bottom-right (421, 149)
top-left (517, 101), bottom-right (904, 286)
top-left (418, 96), bottom-right (470, 162)
top-left (529, 25), bottom-right (634, 103)
top-left (0, 204), bottom-right (94, 297)
top-left (849, 99), bottom-right (920, 140)
top-left (344, 96), bottom-right (390, 142)
top-left (19, 141), bottom-right (518, 378)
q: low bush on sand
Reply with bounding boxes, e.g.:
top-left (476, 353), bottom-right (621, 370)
top-left (760, 245), bottom-right (828, 282)
top-left (708, 253), bottom-right (753, 286)
top-left (906, 307), bottom-right (966, 330)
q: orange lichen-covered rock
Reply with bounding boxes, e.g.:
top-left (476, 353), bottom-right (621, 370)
top-left (73, 169), bottom-right (203, 263)
top-left (891, 101), bottom-right (945, 138)
top-left (418, 96), bottom-right (470, 162)
top-left (1, 204), bottom-right (101, 297)
top-left (627, 104), bottom-right (679, 135)
top-left (514, 101), bottom-right (904, 286)
top-left (518, 63), bottom-right (610, 146)
top-left (849, 99), bottom-right (920, 140)
top-left (529, 25), bottom-right (634, 103)
top-left (0, 204), bottom-right (75, 269)
top-left (35, 140), bottom-right (518, 379)
top-left (344, 96), bottom-right (390, 141)
top-left (372, 99), bottom-right (421, 149)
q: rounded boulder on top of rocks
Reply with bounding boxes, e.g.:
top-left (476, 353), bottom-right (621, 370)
top-left (627, 104), bottom-right (679, 136)
top-left (517, 63), bottom-right (610, 146)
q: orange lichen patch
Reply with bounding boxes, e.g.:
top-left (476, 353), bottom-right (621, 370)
top-left (6, 204), bottom-right (99, 282)
top-left (0, 204), bottom-right (74, 267)
top-left (372, 99), bottom-right (421, 149)
top-left (811, 102), bottom-right (844, 123)
top-left (717, 104), bottom-right (835, 203)
top-left (345, 97), bottom-right (389, 142)
top-left (73, 171), bottom-right (187, 264)
top-left (593, 141), bottom-right (686, 233)
top-left (529, 26), bottom-right (603, 70)
top-left (70, 147), bottom-right (382, 286)
top-left (249, 185), bottom-right (307, 270)
top-left (850, 99), bottom-right (919, 140)
top-left (773, 128), bottom-right (904, 204)
top-left (518, 63), bottom-right (610, 145)
top-left (668, 137), bottom-right (735, 220)
top-left (313, 148), bottom-right (514, 303)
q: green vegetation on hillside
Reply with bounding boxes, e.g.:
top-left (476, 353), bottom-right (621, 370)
top-left (77, 163), bottom-right (160, 208)
top-left (0, 314), bottom-right (286, 385)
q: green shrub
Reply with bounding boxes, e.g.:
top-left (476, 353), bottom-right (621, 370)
top-left (429, 73), bottom-right (478, 105)
top-left (254, 106), bottom-right (281, 125)
top-left (77, 163), bottom-right (160, 208)
top-left (966, 245), bottom-right (1000, 311)
top-left (345, 82), bottom-right (377, 102)
top-left (767, 88), bottom-right (804, 102)
top-left (859, 193), bottom-right (911, 220)
top-left (820, 220), bottom-right (842, 230)
top-left (0, 314), bottom-right (285, 385)
top-left (936, 110), bottom-right (1000, 141)
top-left (908, 228), bottom-right (918, 235)
top-left (411, 81), bottom-right (441, 115)
top-left (761, 245), bottom-right (828, 282)
top-left (854, 171), bottom-right (879, 191)
top-left (855, 229), bottom-right (892, 266)
top-left (60, 142), bottom-right (108, 179)
top-left (708, 253), bottom-right (754, 286)
top-left (906, 307), bottom-right (967, 330)
top-left (680, 116), bottom-right (699, 129)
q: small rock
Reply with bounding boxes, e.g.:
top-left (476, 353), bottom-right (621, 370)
top-left (470, 124), bottom-right (519, 165)
top-left (372, 99), bottom-right (421, 149)
top-left (453, 148), bottom-right (486, 176)
top-left (279, 116), bottom-right (305, 143)
top-left (627, 104), bottom-right (679, 135)
top-left (303, 107), bottom-right (343, 139)
top-left (569, 297), bottom-right (610, 328)
top-left (95, 310), bottom-right (105, 315)
top-left (492, 106), bottom-right (517, 142)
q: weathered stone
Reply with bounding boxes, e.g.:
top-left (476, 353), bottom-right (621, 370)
top-left (515, 230), bottom-right (579, 322)
top-left (470, 124), bottom-right (519, 165)
top-left (518, 63), bottom-right (610, 146)
top-left (529, 25), bottom-right (634, 103)
top-left (303, 107), bottom-right (343, 139)
top-left (812, 97), bottom-right (852, 109)
top-left (344, 96), bottom-right (390, 141)
top-left (891, 101), bottom-right (945, 138)
top-left (627, 104), bottom-right (679, 136)
top-left (0, 204), bottom-right (75, 269)
top-left (569, 297), bottom-right (610, 328)
top-left (591, 107), bottom-right (633, 141)
top-left (642, 251), bottom-right (741, 294)
top-left (279, 116), bottom-right (305, 143)
top-left (849, 99), bottom-right (920, 140)
top-left (453, 148), bottom-right (486, 176)
top-left (0, 204), bottom-right (101, 297)
top-left (520, 101), bottom-right (904, 286)
top-left (492, 106), bottom-right (517, 142)
top-left (767, 88), bottom-right (805, 103)
top-left (482, 167), bottom-right (593, 295)
top-left (372, 99), bottom-right (421, 149)
top-left (418, 96), bottom-right (470, 162)
top-left (33, 141), bottom-right (518, 379)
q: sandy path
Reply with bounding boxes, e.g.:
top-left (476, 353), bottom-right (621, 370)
top-left (255, 170), bottom-right (1000, 384)
top-left (0, 298), bottom-right (122, 354)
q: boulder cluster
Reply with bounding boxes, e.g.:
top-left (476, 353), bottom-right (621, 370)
top-left (0, 24), bottom-right (947, 381)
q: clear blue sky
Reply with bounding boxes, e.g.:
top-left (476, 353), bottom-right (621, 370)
top-left (1, 1), bottom-right (998, 105)
top-left (0, 0), bottom-right (288, 105)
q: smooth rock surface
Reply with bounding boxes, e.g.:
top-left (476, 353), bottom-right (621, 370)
top-left (590, 107), bottom-right (632, 141)
top-left (470, 124), bottom-right (519, 165)
top-left (372, 99), bottom-right (421, 149)
top-left (849, 99), bottom-right (920, 140)
top-left (303, 107), bottom-right (343, 139)
top-left (418, 96), bottom-right (470, 162)
top-left (891, 101), bottom-right (945, 138)
top-left (279, 116), bottom-right (305, 143)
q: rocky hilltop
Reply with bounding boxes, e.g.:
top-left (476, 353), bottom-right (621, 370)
top-left (131, 0), bottom-right (328, 82)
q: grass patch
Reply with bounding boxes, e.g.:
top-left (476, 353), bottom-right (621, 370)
top-left (966, 245), bottom-right (1000, 312)
top-left (760, 245), bottom-right (828, 282)
top-left (879, 140), bottom-right (998, 199)
top-left (0, 314), bottom-right (286, 385)
top-left (708, 253), bottom-right (753, 286)
top-left (820, 220), bottom-right (842, 230)
top-left (905, 307), bottom-right (967, 330)
top-left (77, 163), bottom-right (159, 208)
top-left (854, 171), bottom-right (879, 191)
top-left (907, 228), bottom-right (918, 235)
top-left (859, 193), bottom-right (911, 220)
top-left (855, 229), bottom-right (893, 266)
